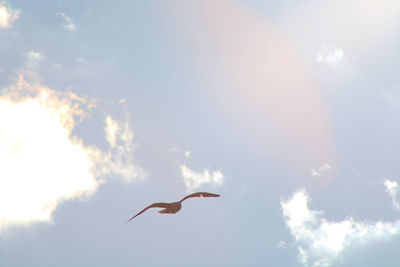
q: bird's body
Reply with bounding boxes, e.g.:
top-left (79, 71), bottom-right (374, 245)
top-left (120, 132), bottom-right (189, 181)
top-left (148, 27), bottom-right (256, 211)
top-left (158, 202), bottom-right (182, 214)
top-left (127, 192), bottom-right (220, 222)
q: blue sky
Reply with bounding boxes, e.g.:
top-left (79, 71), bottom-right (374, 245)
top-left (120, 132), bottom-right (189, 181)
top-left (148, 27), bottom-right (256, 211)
top-left (0, 1), bottom-right (400, 266)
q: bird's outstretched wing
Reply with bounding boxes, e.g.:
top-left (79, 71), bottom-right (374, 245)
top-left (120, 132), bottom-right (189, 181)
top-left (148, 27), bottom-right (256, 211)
top-left (180, 192), bottom-right (220, 202)
top-left (127, 202), bottom-right (170, 222)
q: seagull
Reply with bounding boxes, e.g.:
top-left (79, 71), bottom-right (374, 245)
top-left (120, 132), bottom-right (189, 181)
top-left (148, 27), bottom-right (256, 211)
top-left (127, 192), bottom-right (220, 222)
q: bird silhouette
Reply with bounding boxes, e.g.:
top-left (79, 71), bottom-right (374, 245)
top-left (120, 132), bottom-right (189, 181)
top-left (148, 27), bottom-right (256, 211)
top-left (127, 192), bottom-right (220, 222)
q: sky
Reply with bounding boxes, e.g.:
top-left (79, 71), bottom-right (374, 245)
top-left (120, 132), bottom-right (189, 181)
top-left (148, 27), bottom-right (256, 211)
top-left (0, 0), bottom-right (400, 266)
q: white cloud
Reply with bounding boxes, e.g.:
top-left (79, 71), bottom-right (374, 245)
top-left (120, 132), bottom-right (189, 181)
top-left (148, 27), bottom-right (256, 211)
top-left (184, 150), bottom-right (191, 158)
top-left (57, 12), bottom-right (76, 31)
top-left (317, 47), bottom-right (344, 64)
top-left (311, 163), bottom-right (331, 177)
top-left (0, 74), bottom-right (143, 231)
top-left (180, 165), bottom-right (224, 192)
top-left (384, 180), bottom-right (400, 209)
top-left (316, 46), bottom-right (351, 71)
top-left (0, 2), bottom-right (19, 28)
top-left (281, 188), bottom-right (400, 267)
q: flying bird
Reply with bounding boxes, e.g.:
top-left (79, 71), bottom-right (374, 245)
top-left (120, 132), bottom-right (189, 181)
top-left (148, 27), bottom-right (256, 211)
top-left (127, 192), bottom-right (220, 222)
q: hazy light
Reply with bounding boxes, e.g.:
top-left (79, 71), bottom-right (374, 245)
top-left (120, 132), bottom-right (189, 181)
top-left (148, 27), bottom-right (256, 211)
top-left (162, 0), bottom-right (336, 189)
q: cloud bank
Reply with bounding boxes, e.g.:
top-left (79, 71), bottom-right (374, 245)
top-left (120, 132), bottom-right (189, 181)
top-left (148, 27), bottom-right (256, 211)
top-left (180, 165), bottom-right (224, 192)
top-left (281, 189), bottom-right (400, 267)
top-left (0, 74), bottom-right (143, 231)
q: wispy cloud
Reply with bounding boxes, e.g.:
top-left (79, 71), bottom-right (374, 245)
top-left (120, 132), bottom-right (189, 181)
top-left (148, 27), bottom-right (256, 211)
top-left (276, 240), bottom-right (290, 249)
top-left (384, 179), bottom-right (400, 209)
top-left (311, 163), bottom-right (331, 177)
top-left (281, 188), bottom-right (400, 267)
top-left (0, 74), bottom-right (143, 231)
top-left (75, 57), bottom-right (88, 63)
top-left (167, 146), bottom-right (192, 159)
top-left (180, 165), bottom-right (224, 192)
top-left (93, 115), bottom-right (145, 182)
top-left (26, 50), bottom-right (44, 61)
top-left (25, 50), bottom-right (45, 69)
top-left (168, 146), bottom-right (179, 153)
top-left (0, 2), bottom-right (19, 28)
top-left (57, 12), bottom-right (76, 31)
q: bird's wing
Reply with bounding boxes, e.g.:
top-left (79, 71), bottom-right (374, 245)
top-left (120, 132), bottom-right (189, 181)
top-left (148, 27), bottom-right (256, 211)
top-left (180, 192), bottom-right (220, 202)
top-left (127, 202), bottom-right (170, 222)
